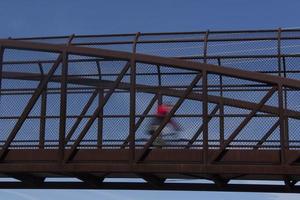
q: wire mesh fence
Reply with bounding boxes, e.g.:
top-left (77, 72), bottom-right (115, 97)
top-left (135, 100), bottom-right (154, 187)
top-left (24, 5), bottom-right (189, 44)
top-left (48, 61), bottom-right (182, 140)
top-left (1, 29), bottom-right (300, 150)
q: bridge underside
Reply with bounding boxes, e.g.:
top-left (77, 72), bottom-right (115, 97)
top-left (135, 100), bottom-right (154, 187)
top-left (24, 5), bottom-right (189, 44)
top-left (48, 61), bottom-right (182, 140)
top-left (1, 149), bottom-right (300, 192)
top-left (1, 29), bottom-right (300, 192)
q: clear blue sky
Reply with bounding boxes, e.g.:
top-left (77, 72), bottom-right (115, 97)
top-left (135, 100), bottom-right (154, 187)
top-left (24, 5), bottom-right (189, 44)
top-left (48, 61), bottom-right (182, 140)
top-left (1, 0), bottom-right (300, 199)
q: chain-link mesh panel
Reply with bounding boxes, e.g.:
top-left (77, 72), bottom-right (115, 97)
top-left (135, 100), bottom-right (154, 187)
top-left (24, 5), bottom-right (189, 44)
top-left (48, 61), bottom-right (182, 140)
top-left (67, 93), bottom-right (95, 116)
top-left (208, 31), bottom-right (277, 40)
top-left (286, 89), bottom-right (300, 113)
top-left (136, 63), bottom-right (160, 86)
top-left (137, 42), bottom-right (203, 57)
top-left (68, 60), bottom-right (99, 76)
top-left (3, 63), bottom-right (41, 74)
top-left (80, 119), bottom-right (98, 149)
top-left (139, 33), bottom-right (205, 41)
top-left (46, 93), bottom-right (61, 116)
top-left (289, 119), bottom-right (300, 149)
top-left (2, 31), bottom-right (300, 152)
top-left (285, 57), bottom-right (300, 80)
top-left (44, 118), bottom-right (59, 148)
top-left (207, 40), bottom-right (277, 57)
top-left (0, 119), bottom-right (17, 141)
top-left (234, 117), bottom-right (278, 149)
top-left (67, 118), bottom-right (88, 146)
top-left (103, 92), bottom-right (129, 115)
top-left (261, 125), bottom-right (280, 150)
top-left (135, 116), bottom-right (153, 142)
top-left (280, 30), bottom-right (300, 37)
top-left (73, 35), bottom-right (135, 45)
top-left (85, 44), bottom-right (133, 53)
top-left (13, 119), bottom-right (40, 148)
top-left (0, 94), bottom-right (31, 116)
top-left (176, 99), bottom-right (201, 115)
top-left (102, 118), bottom-right (129, 148)
top-left (281, 39), bottom-right (300, 54)
top-left (220, 57), bottom-right (279, 72)
top-left (16, 37), bottom-right (70, 45)
top-left (74, 35), bottom-right (135, 52)
top-left (3, 49), bottom-right (59, 62)
top-left (136, 93), bottom-right (157, 115)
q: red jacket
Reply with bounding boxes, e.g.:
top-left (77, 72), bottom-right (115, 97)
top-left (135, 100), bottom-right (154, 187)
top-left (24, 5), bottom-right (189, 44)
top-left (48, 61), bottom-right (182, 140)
top-left (156, 104), bottom-right (179, 129)
top-left (156, 104), bottom-right (170, 117)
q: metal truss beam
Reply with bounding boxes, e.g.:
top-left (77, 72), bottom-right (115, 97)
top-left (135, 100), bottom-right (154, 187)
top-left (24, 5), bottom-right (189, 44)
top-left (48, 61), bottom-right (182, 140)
top-left (1, 39), bottom-right (300, 90)
top-left (210, 86), bottom-right (277, 163)
top-left (136, 73), bottom-right (203, 162)
top-left (3, 71), bottom-right (300, 119)
top-left (64, 62), bottom-right (130, 162)
top-left (0, 54), bottom-right (63, 161)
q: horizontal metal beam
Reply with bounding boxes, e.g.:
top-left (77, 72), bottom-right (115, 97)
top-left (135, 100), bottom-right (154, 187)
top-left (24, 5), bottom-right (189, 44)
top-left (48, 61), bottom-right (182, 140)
top-left (3, 71), bottom-right (300, 119)
top-left (0, 181), bottom-right (299, 193)
top-left (0, 160), bottom-right (300, 174)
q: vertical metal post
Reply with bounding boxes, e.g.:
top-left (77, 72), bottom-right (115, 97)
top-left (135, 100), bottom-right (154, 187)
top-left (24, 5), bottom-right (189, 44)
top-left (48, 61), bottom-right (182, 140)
top-left (202, 30), bottom-right (209, 164)
top-left (156, 65), bottom-right (162, 105)
top-left (283, 57), bottom-right (287, 108)
top-left (0, 46), bottom-right (4, 95)
top-left (59, 35), bottom-right (74, 160)
top-left (0, 46), bottom-right (3, 145)
top-left (282, 57), bottom-right (289, 150)
top-left (203, 30), bottom-right (209, 64)
top-left (278, 84), bottom-right (287, 164)
top-left (202, 70), bottom-right (208, 164)
top-left (277, 28), bottom-right (282, 77)
top-left (38, 63), bottom-right (47, 149)
top-left (218, 58), bottom-right (224, 147)
top-left (96, 61), bottom-right (103, 149)
top-left (59, 51), bottom-right (68, 161)
top-left (278, 28), bottom-right (289, 156)
top-left (129, 32), bottom-right (140, 162)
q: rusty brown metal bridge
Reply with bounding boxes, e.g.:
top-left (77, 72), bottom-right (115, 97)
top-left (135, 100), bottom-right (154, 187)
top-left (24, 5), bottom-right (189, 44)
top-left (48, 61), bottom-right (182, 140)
top-left (1, 29), bottom-right (300, 192)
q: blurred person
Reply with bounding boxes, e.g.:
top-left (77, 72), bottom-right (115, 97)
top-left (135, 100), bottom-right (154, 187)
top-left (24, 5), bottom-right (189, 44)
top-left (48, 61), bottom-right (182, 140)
top-left (148, 102), bottom-right (181, 146)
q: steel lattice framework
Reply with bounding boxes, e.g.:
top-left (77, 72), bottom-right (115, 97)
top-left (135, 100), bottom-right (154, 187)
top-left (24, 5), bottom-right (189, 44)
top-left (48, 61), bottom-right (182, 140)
top-left (1, 29), bottom-right (300, 192)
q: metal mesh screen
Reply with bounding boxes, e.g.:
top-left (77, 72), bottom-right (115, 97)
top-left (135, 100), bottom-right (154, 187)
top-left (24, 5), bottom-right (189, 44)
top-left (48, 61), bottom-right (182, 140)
top-left (1, 29), bottom-right (300, 151)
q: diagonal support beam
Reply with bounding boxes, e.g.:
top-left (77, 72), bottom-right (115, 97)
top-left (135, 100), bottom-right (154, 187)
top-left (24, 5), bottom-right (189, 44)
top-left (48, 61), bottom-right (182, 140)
top-left (137, 173), bottom-right (166, 186)
top-left (136, 73), bottom-right (203, 162)
top-left (0, 54), bottom-right (63, 161)
top-left (185, 105), bottom-right (220, 149)
top-left (253, 120), bottom-right (280, 150)
top-left (285, 180), bottom-right (298, 188)
top-left (74, 173), bottom-right (105, 187)
top-left (65, 89), bottom-right (98, 144)
top-left (64, 62), bottom-right (130, 162)
top-left (208, 174), bottom-right (229, 187)
top-left (284, 175), bottom-right (298, 190)
top-left (288, 151), bottom-right (300, 164)
top-left (210, 86), bottom-right (277, 163)
top-left (121, 94), bottom-right (158, 149)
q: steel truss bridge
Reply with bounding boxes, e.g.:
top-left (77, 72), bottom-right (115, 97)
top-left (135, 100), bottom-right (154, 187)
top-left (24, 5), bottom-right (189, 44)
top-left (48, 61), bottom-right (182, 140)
top-left (1, 29), bottom-right (300, 192)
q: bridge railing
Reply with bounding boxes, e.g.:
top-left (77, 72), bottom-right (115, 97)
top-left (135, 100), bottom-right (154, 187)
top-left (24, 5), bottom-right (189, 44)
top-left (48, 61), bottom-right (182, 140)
top-left (0, 30), bottom-right (300, 164)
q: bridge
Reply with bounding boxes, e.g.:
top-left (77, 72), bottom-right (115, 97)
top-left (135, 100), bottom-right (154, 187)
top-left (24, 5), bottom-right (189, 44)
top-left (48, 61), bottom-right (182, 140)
top-left (0, 29), bottom-right (300, 192)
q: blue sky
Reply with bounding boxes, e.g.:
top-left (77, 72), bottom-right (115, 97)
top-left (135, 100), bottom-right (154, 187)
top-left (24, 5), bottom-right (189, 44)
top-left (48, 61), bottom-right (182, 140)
top-left (1, 0), bottom-right (300, 199)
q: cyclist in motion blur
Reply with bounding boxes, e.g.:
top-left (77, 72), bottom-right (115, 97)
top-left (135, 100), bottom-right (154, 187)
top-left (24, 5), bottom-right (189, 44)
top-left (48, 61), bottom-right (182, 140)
top-left (148, 102), bottom-right (181, 146)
